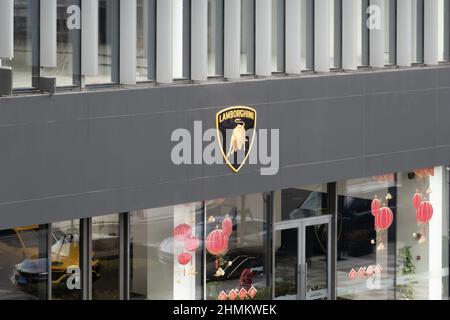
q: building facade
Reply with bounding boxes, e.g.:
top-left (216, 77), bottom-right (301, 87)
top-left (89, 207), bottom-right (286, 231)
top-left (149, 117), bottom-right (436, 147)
top-left (0, 0), bottom-right (449, 300)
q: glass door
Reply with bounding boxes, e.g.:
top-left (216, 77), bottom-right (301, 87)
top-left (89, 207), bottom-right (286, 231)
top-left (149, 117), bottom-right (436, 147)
top-left (273, 216), bottom-right (332, 300)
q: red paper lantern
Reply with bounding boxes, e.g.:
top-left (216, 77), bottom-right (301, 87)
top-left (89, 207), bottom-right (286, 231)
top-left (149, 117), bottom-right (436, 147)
top-left (178, 252), bottom-right (192, 265)
top-left (416, 201), bottom-right (433, 224)
top-left (206, 229), bottom-right (229, 256)
top-left (412, 193), bottom-right (422, 209)
top-left (173, 223), bottom-right (192, 242)
top-left (222, 217), bottom-right (233, 237)
top-left (375, 207), bottom-right (393, 231)
top-left (184, 236), bottom-right (200, 252)
top-left (371, 198), bottom-right (381, 216)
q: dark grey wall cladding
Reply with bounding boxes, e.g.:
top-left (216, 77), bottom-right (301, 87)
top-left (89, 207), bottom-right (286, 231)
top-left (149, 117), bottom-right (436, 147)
top-left (1, 66), bottom-right (450, 228)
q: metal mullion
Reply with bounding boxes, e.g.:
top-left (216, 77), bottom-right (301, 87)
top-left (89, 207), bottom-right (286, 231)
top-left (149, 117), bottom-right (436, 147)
top-left (327, 182), bottom-right (337, 300)
top-left (80, 218), bottom-right (92, 300)
top-left (39, 223), bottom-right (52, 300)
top-left (387, 175), bottom-right (398, 300)
top-left (119, 212), bottom-right (130, 300)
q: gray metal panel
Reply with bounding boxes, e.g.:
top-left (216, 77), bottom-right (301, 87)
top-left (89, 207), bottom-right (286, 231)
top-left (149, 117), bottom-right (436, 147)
top-left (1, 67), bottom-right (450, 228)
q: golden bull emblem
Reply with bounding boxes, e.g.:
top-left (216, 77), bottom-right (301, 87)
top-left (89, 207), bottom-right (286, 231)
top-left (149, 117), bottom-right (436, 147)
top-left (216, 106), bottom-right (257, 173)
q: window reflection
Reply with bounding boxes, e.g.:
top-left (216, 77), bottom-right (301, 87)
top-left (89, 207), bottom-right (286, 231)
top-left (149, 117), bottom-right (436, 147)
top-left (92, 214), bottom-right (120, 300)
top-left (130, 203), bottom-right (203, 300)
top-left (41, 0), bottom-right (81, 87)
top-left (0, 225), bottom-right (49, 300)
top-left (2, 0), bottom-right (38, 89)
top-left (205, 194), bottom-right (270, 300)
top-left (85, 0), bottom-right (119, 85)
top-left (240, 0), bottom-right (255, 75)
top-left (51, 220), bottom-right (83, 300)
top-left (208, 0), bottom-right (224, 77)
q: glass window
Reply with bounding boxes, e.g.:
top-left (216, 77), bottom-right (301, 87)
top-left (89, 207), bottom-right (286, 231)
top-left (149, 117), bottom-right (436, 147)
top-left (51, 220), bottom-right (82, 300)
top-left (41, 0), bottom-right (81, 87)
top-left (130, 202), bottom-right (203, 300)
top-left (272, 0), bottom-right (284, 73)
top-left (438, 0), bottom-right (449, 62)
top-left (356, 0), bottom-right (369, 67)
top-left (92, 214), bottom-right (120, 300)
top-left (337, 167), bottom-right (450, 300)
top-left (301, 0), bottom-right (314, 70)
top-left (240, 0), bottom-right (255, 75)
top-left (329, 0), bottom-right (341, 69)
top-left (395, 166), bottom-right (449, 300)
top-left (274, 185), bottom-right (328, 222)
top-left (137, 0), bottom-right (156, 82)
top-left (208, 0), bottom-right (224, 77)
top-left (411, 0), bottom-right (424, 64)
top-left (384, 0), bottom-right (396, 65)
top-left (337, 173), bottom-right (396, 300)
top-left (0, 225), bottom-right (49, 300)
top-left (2, 0), bottom-right (39, 89)
top-left (205, 194), bottom-right (270, 300)
top-left (85, 0), bottom-right (119, 85)
top-left (173, 0), bottom-right (190, 79)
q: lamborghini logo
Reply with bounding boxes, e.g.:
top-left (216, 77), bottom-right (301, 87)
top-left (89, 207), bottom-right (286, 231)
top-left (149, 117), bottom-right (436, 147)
top-left (216, 106), bottom-right (257, 173)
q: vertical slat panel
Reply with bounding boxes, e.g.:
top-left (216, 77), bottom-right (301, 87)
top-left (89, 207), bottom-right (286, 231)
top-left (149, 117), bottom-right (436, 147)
top-left (424, 0), bottom-right (439, 65)
top-left (369, 0), bottom-right (385, 68)
top-left (342, 0), bottom-right (358, 70)
top-left (255, 0), bottom-right (272, 76)
top-left (314, 0), bottom-right (330, 72)
top-left (397, 0), bottom-right (412, 66)
top-left (191, 0), bottom-right (208, 81)
top-left (0, 0), bottom-right (14, 59)
top-left (285, 0), bottom-right (301, 74)
top-left (120, 0), bottom-right (137, 85)
top-left (157, 0), bottom-right (174, 83)
top-left (81, 0), bottom-right (99, 76)
top-left (224, 0), bottom-right (241, 79)
top-left (40, 0), bottom-right (57, 68)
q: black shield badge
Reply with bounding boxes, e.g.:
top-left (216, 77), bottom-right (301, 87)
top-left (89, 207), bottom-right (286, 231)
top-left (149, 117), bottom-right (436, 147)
top-left (216, 106), bottom-right (257, 173)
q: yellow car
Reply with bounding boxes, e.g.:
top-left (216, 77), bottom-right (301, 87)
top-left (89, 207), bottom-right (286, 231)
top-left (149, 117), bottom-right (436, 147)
top-left (0, 226), bottom-right (99, 288)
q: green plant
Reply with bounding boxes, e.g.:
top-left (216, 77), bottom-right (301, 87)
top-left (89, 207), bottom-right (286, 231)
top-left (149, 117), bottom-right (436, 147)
top-left (397, 246), bottom-right (417, 300)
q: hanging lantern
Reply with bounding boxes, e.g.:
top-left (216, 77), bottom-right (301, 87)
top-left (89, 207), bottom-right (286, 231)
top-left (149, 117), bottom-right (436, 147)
top-left (375, 207), bottom-right (393, 231)
top-left (412, 192), bottom-right (422, 209)
top-left (184, 236), bottom-right (200, 252)
top-left (416, 201), bottom-right (433, 225)
top-left (173, 223), bottom-right (192, 242)
top-left (371, 197), bottom-right (381, 216)
top-left (222, 217), bottom-right (233, 237)
top-left (206, 229), bottom-right (229, 256)
top-left (177, 252), bottom-right (192, 265)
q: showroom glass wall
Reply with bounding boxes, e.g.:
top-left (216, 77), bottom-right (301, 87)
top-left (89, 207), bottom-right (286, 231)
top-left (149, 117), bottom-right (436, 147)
top-left (0, 166), bottom-right (448, 300)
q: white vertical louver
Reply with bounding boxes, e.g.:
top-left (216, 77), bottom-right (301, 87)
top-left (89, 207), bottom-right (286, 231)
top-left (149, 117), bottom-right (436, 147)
top-left (285, 0), bottom-right (301, 74)
top-left (81, 0), bottom-right (99, 76)
top-left (255, 0), bottom-right (272, 76)
top-left (342, 0), bottom-right (358, 70)
top-left (224, 0), bottom-right (241, 79)
top-left (397, 0), bottom-right (412, 67)
top-left (191, 0), bottom-right (208, 81)
top-left (0, 0), bottom-right (14, 60)
top-left (424, 0), bottom-right (439, 65)
top-left (120, 0), bottom-right (137, 85)
top-left (314, 0), bottom-right (330, 72)
top-left (369, 0), bottom-right (385, 68)
top-left (157, 0), bottom-right (174, 83)
top-left (40, 0), bottom-right (57, 68)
